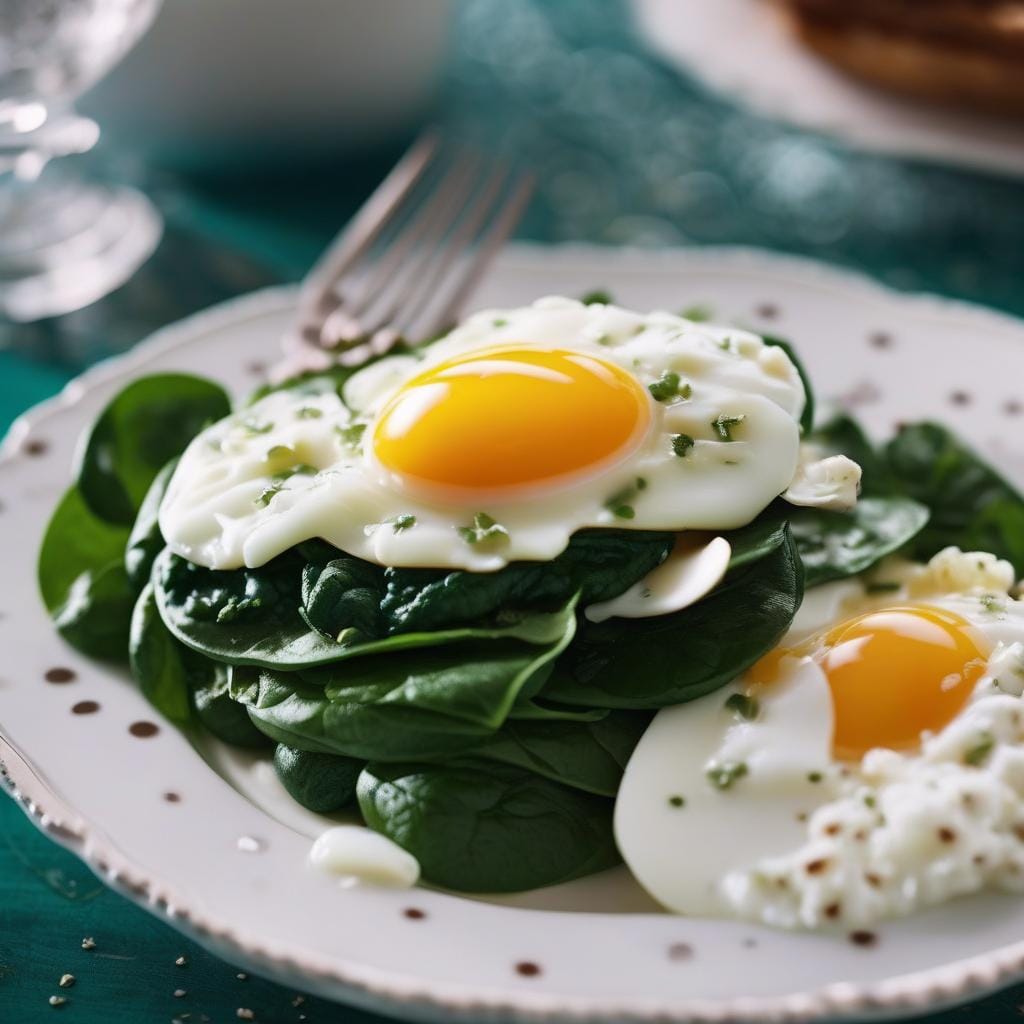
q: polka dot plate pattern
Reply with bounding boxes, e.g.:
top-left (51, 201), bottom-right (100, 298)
top-left (3, 244), bottom-right (1024, 1023)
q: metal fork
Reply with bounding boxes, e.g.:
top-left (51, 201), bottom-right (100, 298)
top-left (279, 134), bottom-right (534, 375)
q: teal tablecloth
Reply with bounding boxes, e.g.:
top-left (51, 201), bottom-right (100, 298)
top-left (4, 1), bottom-right (1024, 1020)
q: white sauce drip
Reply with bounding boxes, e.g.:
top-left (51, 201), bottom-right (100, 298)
top-left (309, 826), bottom-right (420, 888)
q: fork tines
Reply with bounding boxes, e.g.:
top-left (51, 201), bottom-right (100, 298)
top-left (291, 133), bottom-right (534, 368)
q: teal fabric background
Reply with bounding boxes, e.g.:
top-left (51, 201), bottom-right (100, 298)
top-left (3, 1), bottom-right (1024, 1020)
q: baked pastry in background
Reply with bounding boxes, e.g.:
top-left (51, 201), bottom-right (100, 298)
top-left (773, 0), bottom-right (1024, 118)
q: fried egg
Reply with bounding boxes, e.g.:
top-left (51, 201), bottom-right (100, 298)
top-left (615, 547), bottom-right (1024, 928)
top-left (160, 297), bottom-right (811, 571)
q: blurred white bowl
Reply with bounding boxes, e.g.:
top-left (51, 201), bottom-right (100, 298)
top-left (82, 0), bottom-right (451, 169)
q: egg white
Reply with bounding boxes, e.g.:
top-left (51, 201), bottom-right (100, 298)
top-left (160, 297), bottom-right (807, 571)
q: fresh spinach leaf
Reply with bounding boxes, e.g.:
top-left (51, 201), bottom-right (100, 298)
top-left (476, 711), bottom-right (651, 797)
top-left (75, 374), bottom-right (230, 525)
top-left (786, 496), bottom-right (930, 588)
top-left (762, 334), bottom-right (814, 435)
top-left (358, 760), bottom-right (619, 892)
top-left (232, 599), bottom-right (578, 761)
top-left (129, 581), bottom-right (193, 723)
top-left (885, 422), bottom-right (1024, 572)
top-left (53, 560), bottom-right (135, 662)
top-left (38, 486), bottom-right (130, 613)
top-left (544, 527), bottom-right (802, 709)
top-left (724, 517), bottom-right (789, 569)
top-left (125, 459), bottom-right (176, 591)
top-left (382, 529), bottom-right (673, 633)
top-left (273, 745), bottom-right (363, 812)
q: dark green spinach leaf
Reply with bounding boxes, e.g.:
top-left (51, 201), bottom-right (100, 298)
top-left (129, 581), bottom-right (193, 723)
top-left (544, 527), bottom-right (802, 708)
top-left (232, 599), bottom-right (578, 761)
top-left (886, 422), bottom-right (1024, 572)
top-left (476, 711), bottom-right (650, 797)
top-left (125, 459), bottom-right (176, 590)
top-left (381, 529), bottom-right (672, 633)
top-left (762, 334), bottom-right (814, 435)
top-left (358, 760), bottom-right (619, 892)
top-left (75, 374), bottom-right (230, 525)
top-left (273, 745), bottom-right (363, 812)
top-left (786, 496), bottom-right (930, 587)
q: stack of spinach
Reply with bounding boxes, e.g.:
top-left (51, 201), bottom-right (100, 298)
top-left (38, 353), bottom-right (1024, 893)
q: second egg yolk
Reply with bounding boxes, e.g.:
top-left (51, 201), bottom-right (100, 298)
top-left (749, 605), bottom-right (990, 761)
top-left (372, 347), bottom-right (651, 499)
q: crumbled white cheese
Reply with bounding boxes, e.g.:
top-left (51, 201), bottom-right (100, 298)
top-left (782, 451), bottom-right (861, 512)
top-left (906, 547), bottom-right (1016, 599)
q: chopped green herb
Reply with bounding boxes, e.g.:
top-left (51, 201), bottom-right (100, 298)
top-left (596, 333), bottom-right (613, 346)
top-left (336, 422), bottom-right (367, 449)
top-left (725, 693), bottom-right (760, 721)
top-left (296, 406), bottom-right (323, 419)
top-left (711, 413), bottom-right (746, 442)
top-left (274, 463), bottom-right (318, 480)
top-left (807, 771), bottom-right (823, 784)
top-left (980, 594), bottom-right (1004, 614)
top-left (266, 444), bottom-right (294, 459)
top-left (457, 512), bottom-right (509, 546)
top-left (667, 794), bottom-right (686, 808)
top-left (863, 793), bottom-right (877, 809)
top-left (679, 304), bottom-right (713, 322)
top-left (671, 433), bottom-right (695, 458)
top-left (255, 483), bottom-right (283, 507)
top-left (391, 514), bottom-right (417, 533)
top-left (706, 761), bottom-right (748, 791)
top-left (964, 732), bottom-right (995, 766)
top-left (865, 581), bottom-right (901, 594)
top-left (581, 289), bottom-right (612, 306)
top-left (492, 318), bottom-right (508, 327)
top-left (241, 418), bottom-right (274, 436)
top-left (611, 505), bottom-right (635, 520)
top-left (636, 477), bottom-right (648, 491)
top-left (648, 371), bottom-right (682, 403)
top-left (718, 337), bottom-right (734, 352)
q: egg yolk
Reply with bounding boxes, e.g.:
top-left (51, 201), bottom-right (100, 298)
top-left (372, 347), bottom-right (651, 498)
top-left (750, 605), bottom-right (989, 761)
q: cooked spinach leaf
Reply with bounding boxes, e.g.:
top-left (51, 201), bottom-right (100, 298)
top-left (786, 497), bottom-right (930, 587)
top-left (54, 560), bottom-right (136, 662)
top-left (193, 666), bottom-right (271, 748)
top-left (886, 422), bottom-right (1024, 572)
top-left (300, 556), bottom-right (385, 639)
top-left (129, 581), bottom-right (193, 723)
top-left (725, 517), bottom-right (789, 569)
top-left (358, 760), bottom-right (619, 892)
top-left (155, 547), bottom-right (576, 669)
top-left (231, 599), bottom-right (578, 761)
top-left (273, 745), bottom-right (363, 812)
top-left (476, 711), bottom-right (651, 797)
top-left (75, 374), bottom-right (230, 525)
top-left (544, 527), bottom-right (802, 709)
top-left (381, 529), bottom-right (673, 633)
top-left (124, 458), bottom-right (176, 591)
top-left (812, 414), bottom-right (894, 496)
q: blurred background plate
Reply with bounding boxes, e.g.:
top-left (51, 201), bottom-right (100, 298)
top-left (633, 0), bottom-right (1024, 179)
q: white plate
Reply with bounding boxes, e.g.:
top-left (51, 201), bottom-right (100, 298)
top-left (5, 244), bottom-right (1024, 1024)
top-left (633, 0), bottom-right (1024, 179)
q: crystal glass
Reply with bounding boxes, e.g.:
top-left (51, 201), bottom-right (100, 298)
top-left (0, 0), bottom-right (163, 321)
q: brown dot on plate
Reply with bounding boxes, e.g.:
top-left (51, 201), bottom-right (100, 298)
top-left (129, 721), bottom-right (160, 738)
top-left (163, 791), bottom-right (182, 804)
top-left (246, 361), bottom-right (267, 376)
top-left (23, 438), bottom-right (48, 456)
top-left (849, 930), bottom-right (878, 948)
top-left (403, 907), bottom-right (427, 921)
top-left (71, 700), bottom-right (100, 715)
top-left (1005, 400), bottom-right (1023, 416)
top-left (45, 667), bottom-right (76, 684)
top-left (950, 390), bottom-right (971, 406)
top-left (755, 303), bottom-right (779, 320)
top-left (742, 937), bottom-right (758, 949)
top-left (868, 331), bottom-right (893, 350)
top-left (667, 942), bottom-right (694, 962)
top-left (515, 962), bottom-right (542, 978)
